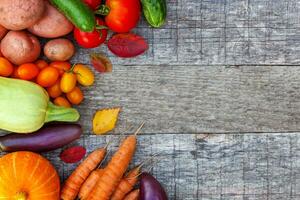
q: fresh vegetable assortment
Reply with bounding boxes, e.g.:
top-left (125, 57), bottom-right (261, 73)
top-left (0, 58), bottom-right (95, 108)
top-left (0, 0), bottom-right (169, 198)
top-left (61, 147), bottom-right (107, 199)
top-left (51, 0), bottom-right (96, 32)
top-left (60, 124), bottom-right (168, 200)
top-left (0, 77), bottom-right (79, 133)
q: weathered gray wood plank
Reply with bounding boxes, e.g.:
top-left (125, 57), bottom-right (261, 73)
top-left (72, 0), bottom-right (300, 66)
top-left (42, 133), bottom-right (300, 200)
top-left (74, 65), bottom-right (300, 134)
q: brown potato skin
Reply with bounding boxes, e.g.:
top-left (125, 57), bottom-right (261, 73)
top-left (0, 25), bottom-right (8, 40)
top-left (0, 0), bottom-right (45, 30)
top-left (44, 39), bottom-right (75, 61)
top-left (28, 2), bottom-right (74, 38)
top-left (1, 31), bottom-right (41, 65)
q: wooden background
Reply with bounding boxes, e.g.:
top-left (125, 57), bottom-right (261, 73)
top-left (70, 0), bottom-right (300, 199)
top-left (4, 0), bottom-right (300, 199)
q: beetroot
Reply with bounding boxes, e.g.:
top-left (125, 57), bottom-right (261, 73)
top-left (139, 172), bottom-right (168, 200)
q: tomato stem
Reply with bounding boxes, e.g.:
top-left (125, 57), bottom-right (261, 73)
top-left (95, 25), bottom-right (108, 38)
top-left (96, 25), bottom-right (108, 30)
top-left (67, 64), bottom-right (76, 73)
top-left (95, 5), bottom-right (110, 16)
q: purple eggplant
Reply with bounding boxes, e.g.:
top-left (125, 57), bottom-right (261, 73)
top-left (0, 124), bottom-right (82, 152)
top-left (140, 172), bottom-right (168, 200)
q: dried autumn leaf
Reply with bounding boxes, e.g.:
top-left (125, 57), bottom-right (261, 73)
top-left (90, 52), bottom-right (112, 73)
top-left (107, 33), bottom-right (149, 58)
top-left (93, 107), bottom-right (121, 135)
top-left (60, 146), bottom-right (86, 164)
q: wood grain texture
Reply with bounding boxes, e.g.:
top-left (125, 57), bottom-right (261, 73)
top-left (0, 0), bottom-right (299, 199)
top-left (42, 133), bottom-right (300, 200)
top-left (72, 0), bottom-right (300, 66)
top-left (75, 65), bottom-right (300, 134)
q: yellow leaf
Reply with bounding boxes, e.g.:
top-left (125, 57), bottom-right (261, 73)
top-left (92, 107), bottom-right (121, 135)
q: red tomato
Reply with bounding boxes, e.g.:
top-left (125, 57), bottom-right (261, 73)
top-left (74, 18), bottom-right (108, 48)
top-left (98, 0), bottom-right (141, 33)
top-left (17, 63), bottom-right (40, 80)
top-left (83, 0), bottom-right (101, 10)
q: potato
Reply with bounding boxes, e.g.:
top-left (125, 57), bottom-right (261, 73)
top-left (0, 25), bottom-right (7, 40)
top-left (0, 0), bottom-right (45, 30)
top-left (1, 31), bottom-right (41, 65)
top-left (28, 2), bottom-right (74, 38)
top-left (44, 39), bottom-right (75, 61)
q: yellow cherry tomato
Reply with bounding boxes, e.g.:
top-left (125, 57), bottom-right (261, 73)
top-left (53, 97), bottom-right (71, 108)
top-left (66, 87), bottom-right (84, 105)
top-left (74, 64), bottom-right (94, 86)
top-left (60, 72), bottom-right (77, 93)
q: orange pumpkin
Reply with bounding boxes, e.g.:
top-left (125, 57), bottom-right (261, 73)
top-left (0, 151), bottom-right (60, 200)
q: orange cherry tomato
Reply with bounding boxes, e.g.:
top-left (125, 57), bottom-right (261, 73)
top-left (36, 66), bottom-right (59, 87)
top-left (66, 87), bottom-right (84, 105)
top-left (53, 97), bottom-right (71, 108)
top-left (60, 72), bottom-right (77, 93)
top-left (17, 63), bottom-right (40, 80)
top-left (0, 57), bottom-right (14, 77)
top-left (49, 61), bottom-right (71, 75)
top-left (35, 59), bottom-right (48, 69)
top-left (74, 64), bottom-right (95, 86)
top-left (47, 80), bottom-right (62, 98)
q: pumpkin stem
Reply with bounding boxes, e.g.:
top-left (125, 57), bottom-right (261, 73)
top-left (14, 192), bottom-right (28, 200)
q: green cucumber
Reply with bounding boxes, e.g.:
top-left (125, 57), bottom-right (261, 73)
top-left (141, 0), bottom-right (167, 28)
top-left (50, 0), bottom-right (96, 32)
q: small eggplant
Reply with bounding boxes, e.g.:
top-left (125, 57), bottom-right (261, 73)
top-left (0, 124), bottom-right (82, 152)
top-left (140, 172), bottom-right (168, 200)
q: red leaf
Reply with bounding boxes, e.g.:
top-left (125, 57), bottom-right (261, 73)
top-left (60, 146), bottom-right (86, 164)
top-left (107, 33), bottom-right (148, 58)
top-left (90, 53), bottom-right (113, 73)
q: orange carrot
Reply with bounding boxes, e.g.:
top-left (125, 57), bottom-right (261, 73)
top-left (87, 123), bottom-right (144, 200)
top-left (61, 147), bottom-right (107, 200)
top-left (111, 165), bottom-right (142, 200)
top-left (123, 189), bottom-right (140, 200)
top-left (79, 169), bottom-right (104, 200)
